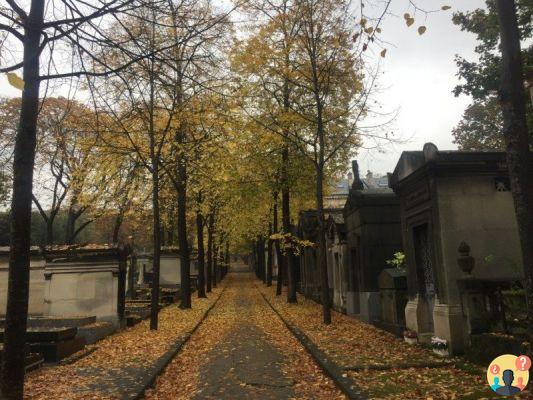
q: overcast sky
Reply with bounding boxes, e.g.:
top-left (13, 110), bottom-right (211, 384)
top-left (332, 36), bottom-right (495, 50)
top-left (357, 0), bottom-right (486, 175)
top-left (0, 0), bottom-right (487, 177)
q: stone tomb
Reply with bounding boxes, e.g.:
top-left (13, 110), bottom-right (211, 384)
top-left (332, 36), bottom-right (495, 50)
top-left (134, 249), bottom-right (199, 297)
top-left (343, 160), bottom-right (402, 321)
top-left (0, 246), bottom-right (46, 316)
top-left (389, 143), bottom-right (526, 354)
top-left (298, 208), bottom-right (347, 304)
top-left (44, 246), bottom-right (129, 328)
top-left (377, 268), bottom-right (408, 335)
top-left (136, 253), bottom-right (153, 286)
top-left (325, 212), bottom-right (348, 313)
top-left (297, 210), bottom-right (320, 301)
top-left (0, 327), bottom-right (85, 362)
top-left (160, 248), bottom-right (182, 287)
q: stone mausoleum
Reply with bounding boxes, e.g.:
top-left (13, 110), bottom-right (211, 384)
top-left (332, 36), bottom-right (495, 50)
top-left (344, 160), bottom-right (402, 322)
top-left (389, 143), bottom-right (525, 354)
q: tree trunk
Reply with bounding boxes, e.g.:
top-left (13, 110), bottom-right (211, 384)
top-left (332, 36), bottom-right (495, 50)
top-left (206, 214), bottom-right (213, 292)
top-left (309, 25), bottom-right (331, 323)
top-left (46, 219), bottom-right (54, 245)
top-left (223, 240), bottom-right (229, 279)
top-left (281, 56), bottom-right (297, 302)
top-left (258, 236), bottom-right (266, 284)
top-left (316, 164), bottom-right (331, 324)
top-left (177, 157), bottom-right (191, 309)
top-left (148, 42), bottom-right (160, 329)
top-left (112, 211), bottom-right (124, 244)
top-left (254, 241), bottom-right (259, 279)
top-left (167, 227), bottom-right (174, 245)
top-left (1, 1), bottom-right (45, 398)
top-left (150, 163), bottom-right (161, 330)
top-left (128, 252), bottom-right (136, 300)
top-left (253, 241), bottom-right (259, 278)
top-left (267, 223), bottom-right (273, 286)
top-left (213, 243), bottom-right (219, 287)
top-left (196, 205), bottom-right (206, 298)
top-left (282, 146), bottom-right (296, 303)
top-left (65, 204), bottom-right (76, 244)
top-left (274, 194), bottom-right (284, 296)
top-left (495, 0), bottom-right (533, 346)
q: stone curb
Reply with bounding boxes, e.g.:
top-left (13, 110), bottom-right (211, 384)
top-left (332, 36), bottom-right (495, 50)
top-left (130, 286), bottom-right (227, 400)
top-left (258, 288), bottom-right (368, 400)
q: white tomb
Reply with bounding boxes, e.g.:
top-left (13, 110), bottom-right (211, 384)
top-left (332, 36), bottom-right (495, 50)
top-left (43, 246), bottom-right (128, 328)
top-left (160, 248), bottom-right (182, 287)
top-left (0, 247), bottom-right (45, 316)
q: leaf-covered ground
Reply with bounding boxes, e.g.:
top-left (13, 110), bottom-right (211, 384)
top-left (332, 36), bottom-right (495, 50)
top-left (22, 272), bottom-right (532, 399)
top-left (259, 286), bottom-right (532, 399)
top-left (23, 288), bottom-right (222, 399)
top-left (146, 273), bottom-right (345, 399)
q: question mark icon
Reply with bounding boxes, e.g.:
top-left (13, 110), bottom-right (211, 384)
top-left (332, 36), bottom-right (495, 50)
top-left (491, 364), bottom-right (500, 374)
top-left (515, 355), bottom-right (532, 371)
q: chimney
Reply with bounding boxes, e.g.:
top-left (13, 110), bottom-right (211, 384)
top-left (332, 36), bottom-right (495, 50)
top-left (351, 160), bottom-right (364, 190)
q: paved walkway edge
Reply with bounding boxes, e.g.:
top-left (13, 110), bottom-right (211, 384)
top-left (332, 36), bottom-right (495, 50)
top-left (132, 287), bottom-right (226, 400)
top-left (258, 288), bottom-right (367, 400)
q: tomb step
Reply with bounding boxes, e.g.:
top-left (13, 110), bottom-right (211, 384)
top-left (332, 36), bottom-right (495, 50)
top-left (126, 315), bottom-right (142, 327)
top-left (25, 352), bottom-right (44, 372)
top-left (125, 306), bottom-right (151, 320)
top-left (77, 322), bottom-right (115, 345)
top-left (0, 316), bottom-right (96, 329)
top-left (29, 337), bottom-right (86, 362)
top-left (0, 345), bottom-right (44, 372)
top-left (0, 327), bottom-right (77, 343)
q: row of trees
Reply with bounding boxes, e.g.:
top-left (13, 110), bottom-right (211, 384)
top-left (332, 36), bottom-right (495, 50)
top-left (0, 0), bottom-right (242, 398)
top-left (451, 0), bottom-right (531, 151)
top-left (250, 0), bottom-right (532, 361)
top-left (0, 0), bottom-right (530, 399)
top-left (0, 0), bottom-right (366, 397)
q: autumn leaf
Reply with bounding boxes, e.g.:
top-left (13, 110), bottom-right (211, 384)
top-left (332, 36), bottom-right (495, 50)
top-left (406, 17), bottom-right (415, 27)
top-left (6, 73), bottom-right (24, 90)
top-left (380, 49), bottom-right (387, 58)
top-left (418, 26), bottom-right (427, 35)
top-left (441, 5), bottom-right (451, 10)
top-left (403, 13), bottom-right (410, 20)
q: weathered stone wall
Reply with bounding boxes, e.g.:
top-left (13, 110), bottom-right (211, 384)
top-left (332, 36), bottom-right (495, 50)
top-left (44, 262), bottom-right (120, 326)
top-left (0, 252), bottom-right (45, 316)
top-left (326, 238), bottom-right (347, 313)
top-left (344, 194), bottom-right (402, 322)
top-left (436, 175), bottom-right (523, 305)
top-left (160, 254), bottom-right (181, 286)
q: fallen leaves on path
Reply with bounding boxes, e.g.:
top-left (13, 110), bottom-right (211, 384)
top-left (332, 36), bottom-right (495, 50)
top-left (146, 274), bottom-right (345, 400)
top-left (259, 286), bottom-right (531, 399)
top-left (24, 289), bottom-right (221, 400)
top-left (259, 288), bottom-right (439, 368)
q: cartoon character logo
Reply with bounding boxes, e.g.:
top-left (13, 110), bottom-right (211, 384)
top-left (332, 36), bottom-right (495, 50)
top-left (487, 354), bottom-right (531, 396)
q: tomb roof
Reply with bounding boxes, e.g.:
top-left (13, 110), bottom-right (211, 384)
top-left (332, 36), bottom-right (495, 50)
top-left (388, 143), bottom-right (527, 188)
